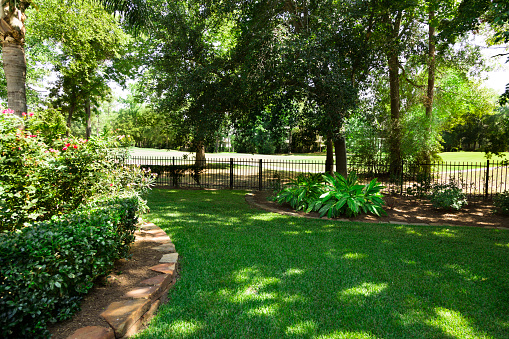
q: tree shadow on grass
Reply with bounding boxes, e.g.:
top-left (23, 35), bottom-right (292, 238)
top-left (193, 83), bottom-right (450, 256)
top-left (138, 189), bottom-right (509, 338)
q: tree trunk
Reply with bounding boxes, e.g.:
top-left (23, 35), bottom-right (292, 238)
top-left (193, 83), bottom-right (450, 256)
top-left (325, 136), bottom-right (334, 174)
top-left (0, 7), bottom-right (28, 118)
top-left (85, 98), bottom-right (92, 140)
top-left (66, 101), bottom-right (76, 136)
top-left (334, 137), bottom-right (348, 178)
top-left (2, 41), bottom-right (27, 117)
top-left (423, 6), bottom-right (436, 165)
top-left (195, 141), bottom-right (206, 167)
top-left (388, 51), bottom-right (401, 175)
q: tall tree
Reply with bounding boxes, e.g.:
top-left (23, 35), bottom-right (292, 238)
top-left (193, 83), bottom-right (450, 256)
top-left (0, 0), bottom-right (147, 117)
top-left (31, 0), bottom-right (129, 137)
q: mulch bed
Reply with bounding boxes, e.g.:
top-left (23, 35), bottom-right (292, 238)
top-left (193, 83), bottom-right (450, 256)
top-left (252, 190), bottom-right (509, 228)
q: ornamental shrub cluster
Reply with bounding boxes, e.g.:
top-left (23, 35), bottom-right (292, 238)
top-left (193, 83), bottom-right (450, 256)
top-left (0, 109), bottom-right (155, 231)
top-left (0, 108), bottom-right (156, 337)
top-left (273, 172), bottom-right (387, 218)
top-left (0, 194), bottom-right (146, 338)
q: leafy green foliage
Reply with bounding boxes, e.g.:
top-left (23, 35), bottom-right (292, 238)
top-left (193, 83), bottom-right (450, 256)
top-left (429, 181), bottom-right (468, 210)
top-left (307, 172), bottom-right (386, 218)
top-left (0, 110), bottom-right (156, 231)
top-left (0, 194), bottom-right (145, 338)
top-left (272, 173), bottom-right (324, 211)
top-left (493, 191), bottom-right (509, 215)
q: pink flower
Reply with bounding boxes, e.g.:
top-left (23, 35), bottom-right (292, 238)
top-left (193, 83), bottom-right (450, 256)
top-left (28, 112), bottom-right (34, 117)
top-left (62, 147), bottom-right (68, 151)
top-left (2, 109), bottom-right (14, 115)
top-left (109, 183), bottom-right (113, 186)
top-left (65, 143), bottom-right (71, 147)
top-left (22, 112), bottom-right (26, 116)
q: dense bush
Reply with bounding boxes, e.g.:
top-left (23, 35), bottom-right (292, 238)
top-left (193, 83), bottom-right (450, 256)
top-left (0, 194), bottom-right (146, 338)
top-left (493, 191), bottom-right (509, 215)
top-left (0, 109), bottom-right (155, 231)
top-left (429, 181), bottom-right (467, 210)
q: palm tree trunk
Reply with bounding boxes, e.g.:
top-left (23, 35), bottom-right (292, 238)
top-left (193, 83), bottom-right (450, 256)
top-left (0, 6), bottom-right (28, 117)
top-left (2, 40), bottom-right (27, 117)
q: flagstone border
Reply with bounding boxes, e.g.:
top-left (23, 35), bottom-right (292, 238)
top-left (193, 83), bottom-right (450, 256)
top-left (67, 222), bottom-right (178, 339)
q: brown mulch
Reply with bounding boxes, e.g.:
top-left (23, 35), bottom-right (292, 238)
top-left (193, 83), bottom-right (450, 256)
top-left (252, 191), bottom-right (509, 228)
top-left (47, 238), bottom-right (163, 339)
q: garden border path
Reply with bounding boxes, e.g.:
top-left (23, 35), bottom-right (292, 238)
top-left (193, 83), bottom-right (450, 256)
top-left (65, 222), bottom-right (178, 339)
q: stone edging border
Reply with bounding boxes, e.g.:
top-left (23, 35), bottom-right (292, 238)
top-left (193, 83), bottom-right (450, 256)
top-left (67, 222), bottom-right (178, 339)
top-left (245, 192), bottom-right (509, 230)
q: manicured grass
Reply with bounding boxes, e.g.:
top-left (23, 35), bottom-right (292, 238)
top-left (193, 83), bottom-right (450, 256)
top-left (438, 152), bottom-right (508, 163)
top-left (131, 147), bottom-right (508, 164)
top-left (135, 189), bottom-right (509, 339)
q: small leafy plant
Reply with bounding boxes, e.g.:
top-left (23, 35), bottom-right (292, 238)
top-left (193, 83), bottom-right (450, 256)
top-left (493, 191), bottom-right (509, 215)
top-left (307, 172), bottom-right (386, 218)
top-left (429, 181), bottom-right (467, 210)
top-left (271, 173), bottom-right (324, 211)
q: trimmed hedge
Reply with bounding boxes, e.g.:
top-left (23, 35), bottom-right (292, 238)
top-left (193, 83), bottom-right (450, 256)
top-left (0, 194), bottom-right (145, 338)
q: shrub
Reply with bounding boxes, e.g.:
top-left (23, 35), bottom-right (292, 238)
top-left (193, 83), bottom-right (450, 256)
top-left (307, 172), bottom-right (386, 218)
top-left (0, 110), bottom-right (154, 231)
top-left (493, 191), bottom-right (509, 215)
top-left (272, 173), bottom-right (324, 211)
top-left (429, 181), bottom-right (467, 210)
top-left (0, 194), bottom-right (146, 338)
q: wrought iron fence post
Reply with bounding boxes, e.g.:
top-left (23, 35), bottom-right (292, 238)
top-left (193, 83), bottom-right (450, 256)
top-left (230, 158), bottom-right (234, 189)
top-left (485, 160), bottom-right (490, 199)
top-left (259, 159), bottom-right (263, 191)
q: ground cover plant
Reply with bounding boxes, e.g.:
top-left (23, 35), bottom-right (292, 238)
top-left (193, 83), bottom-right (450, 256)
top-left (136, 189), bottom-right (509, 338)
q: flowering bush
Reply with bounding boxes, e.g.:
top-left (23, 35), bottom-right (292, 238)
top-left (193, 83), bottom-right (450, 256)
top-left (0, 109), bottom-right (155, 231)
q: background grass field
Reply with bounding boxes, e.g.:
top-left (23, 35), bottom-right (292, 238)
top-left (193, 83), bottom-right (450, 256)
top-left (130, 147), bottom-right (509, 163)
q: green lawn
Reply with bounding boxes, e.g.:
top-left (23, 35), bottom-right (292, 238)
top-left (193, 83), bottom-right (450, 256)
top-left (135, 189), bottom-right (509, 339)
top-left (130, 147), bottom-right (508, 164)
top-left (438, 152), bottom-right (508, 163)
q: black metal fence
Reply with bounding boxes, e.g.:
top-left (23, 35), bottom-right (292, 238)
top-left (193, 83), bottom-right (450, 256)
top-left (125, 156), bottom-right (509, 198)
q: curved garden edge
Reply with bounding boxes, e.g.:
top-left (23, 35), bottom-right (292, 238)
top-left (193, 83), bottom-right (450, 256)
top-left (245, 191), bottom-right (509, 229)
top-left (51, 222), bottom-right (179, 339)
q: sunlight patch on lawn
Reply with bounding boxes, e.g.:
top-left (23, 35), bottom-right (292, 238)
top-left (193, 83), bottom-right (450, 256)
top-left (395, 226), bottom-right (423, 236)
top-left (316, 330), bottom-right (378, 338)
top-left (495, 242), bottom-right (509, 248)
top-left (342, 252), bottom-right (367, 260)
top-left (445, 264), bottom-right (486, 281)
top-left (249, 213), bottom-right (283, 221)
top-left (247, 304), bottom-right (279, 317)
top-left (283, 268), bottom-right (304, 276)
top-left (167, 319), bottom-right (203, 336)
top-left (432, 229), bottom-right (458, 238)
top-left (427, 307), bottom-right (488, 338)
top-left (339, 282), bottom-right (388, 298)
top-left (285, 320), bottom-right (317, 336)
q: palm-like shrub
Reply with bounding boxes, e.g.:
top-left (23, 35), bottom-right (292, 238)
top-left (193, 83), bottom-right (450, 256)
top-left (307, 172), bottom-right (386, 218)
top-left (272, 173), bottom-right (324, 211)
